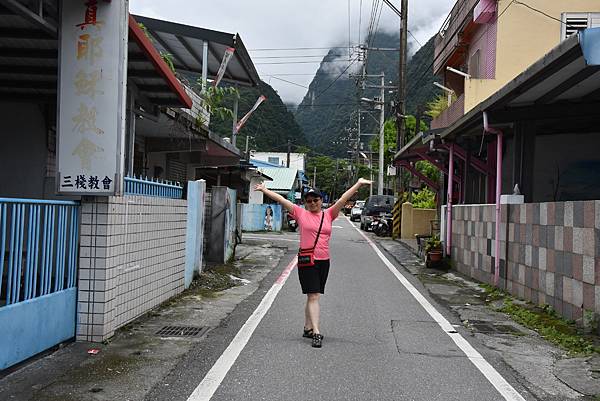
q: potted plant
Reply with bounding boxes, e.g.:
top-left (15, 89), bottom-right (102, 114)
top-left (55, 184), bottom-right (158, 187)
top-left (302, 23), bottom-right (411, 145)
top-left (425, 234), bottom-right (443, 263)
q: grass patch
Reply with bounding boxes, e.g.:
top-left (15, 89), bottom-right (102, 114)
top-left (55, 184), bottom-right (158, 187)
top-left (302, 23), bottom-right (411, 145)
top-left (478, 284), bottom-right (600, 356)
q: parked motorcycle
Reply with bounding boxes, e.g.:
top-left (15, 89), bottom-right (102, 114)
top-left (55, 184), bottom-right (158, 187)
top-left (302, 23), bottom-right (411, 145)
top-left (287, 216), bottom-right (298, 232)
top-left (374, 213), bottom-right (393, 237)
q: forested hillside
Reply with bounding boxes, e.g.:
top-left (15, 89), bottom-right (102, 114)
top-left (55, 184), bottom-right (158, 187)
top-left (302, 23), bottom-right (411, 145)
top-left (295, 32), bottom-right (440, 157)
top-left (209, 80), bottom-right (308, 152)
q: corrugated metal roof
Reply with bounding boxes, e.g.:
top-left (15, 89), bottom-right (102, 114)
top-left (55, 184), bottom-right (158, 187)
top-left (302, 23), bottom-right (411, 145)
top-left (258, 167), bottom-right (297, 191)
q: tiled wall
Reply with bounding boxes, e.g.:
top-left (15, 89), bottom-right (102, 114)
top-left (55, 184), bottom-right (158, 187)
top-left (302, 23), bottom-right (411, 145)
top-left (78, 195), bottom-right (187, 342)
top-left (451, 201), bottom-right (600, 323)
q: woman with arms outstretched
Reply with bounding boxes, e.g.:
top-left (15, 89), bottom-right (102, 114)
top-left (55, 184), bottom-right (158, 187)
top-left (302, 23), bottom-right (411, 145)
top-left (254, 178), bottom-right (372, 348)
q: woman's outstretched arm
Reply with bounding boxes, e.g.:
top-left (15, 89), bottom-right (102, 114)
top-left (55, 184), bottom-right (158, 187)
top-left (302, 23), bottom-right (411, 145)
top-left (254, 182), bottom-right (295, 212)
top-left (330, 178), bottom-right (372, 216)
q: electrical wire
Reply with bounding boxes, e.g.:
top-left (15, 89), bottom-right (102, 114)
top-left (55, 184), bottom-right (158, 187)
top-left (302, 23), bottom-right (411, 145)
top-left (269, 76), bottom-right (309, 89)
top-left (407, 30), bottom-right (423, 48)
top-left (313, 58), bottom-right (360, 100)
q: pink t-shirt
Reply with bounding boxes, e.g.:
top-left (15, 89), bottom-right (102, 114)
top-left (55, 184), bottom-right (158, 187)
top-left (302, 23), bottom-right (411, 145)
top-left (290, 205), bottom-right (339, 260)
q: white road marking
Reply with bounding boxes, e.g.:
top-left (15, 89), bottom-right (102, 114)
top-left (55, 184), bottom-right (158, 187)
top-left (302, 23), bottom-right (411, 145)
top-left (186, 257), bottom-right (297, 401)
top-left (332, 225), bottom-right (344, 228)
top-left (346, 216), bottom-right (526, 401)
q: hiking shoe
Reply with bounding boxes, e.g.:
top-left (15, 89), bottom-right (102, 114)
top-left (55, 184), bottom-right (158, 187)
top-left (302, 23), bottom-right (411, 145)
top-left (303, 327), bottom-right (314, 338)
top-left (312, 333), bottom-right (323, 348)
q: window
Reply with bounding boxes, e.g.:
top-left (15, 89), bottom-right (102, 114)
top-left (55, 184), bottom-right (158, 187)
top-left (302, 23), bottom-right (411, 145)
top-left (562, 13), bottom-right (600, 40)
top-left (268, 157), bottom-right (280, 165)
top-left (469, 50), bottom-right (481, 79)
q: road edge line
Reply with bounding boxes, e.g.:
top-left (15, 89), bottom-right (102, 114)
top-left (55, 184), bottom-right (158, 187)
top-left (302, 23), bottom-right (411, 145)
top-left (346, 216), bottom-right (526, 401)
top-left (186, 257), bottom-right (297, 401)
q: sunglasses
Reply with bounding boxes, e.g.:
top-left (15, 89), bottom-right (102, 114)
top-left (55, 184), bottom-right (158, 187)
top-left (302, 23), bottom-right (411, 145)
top-left (304, 198), bottom-right (321, 204)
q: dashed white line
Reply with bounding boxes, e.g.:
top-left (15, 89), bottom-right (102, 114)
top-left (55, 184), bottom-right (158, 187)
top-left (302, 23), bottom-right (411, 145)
top-left (346, 216), bottom-right (526, 401)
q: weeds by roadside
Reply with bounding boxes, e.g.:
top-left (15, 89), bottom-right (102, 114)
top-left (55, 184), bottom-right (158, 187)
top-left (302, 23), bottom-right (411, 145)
top-left (479, 284), bottom-right (600, 356)
top-left (189, 264), bottom-right (243, 298)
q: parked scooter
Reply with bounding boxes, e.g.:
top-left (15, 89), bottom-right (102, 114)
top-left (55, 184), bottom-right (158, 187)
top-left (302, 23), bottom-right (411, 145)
top-left (287, 213), bottom-right (298, 232)
top-left (374, 212), bottom-right (393, 237)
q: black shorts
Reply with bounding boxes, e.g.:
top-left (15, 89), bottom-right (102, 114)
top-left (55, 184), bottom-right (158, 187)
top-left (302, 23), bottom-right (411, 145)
top-left (297, 259), bottom-right (330, 294)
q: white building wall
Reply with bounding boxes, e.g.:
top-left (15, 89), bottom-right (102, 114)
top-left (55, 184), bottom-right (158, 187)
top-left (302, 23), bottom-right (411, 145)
top-left (249, 176), bottom-right (265, 204)
top-left (251, 152), bottom-right (305, 171)
top-left (77, 195), bottom-right (187, 342)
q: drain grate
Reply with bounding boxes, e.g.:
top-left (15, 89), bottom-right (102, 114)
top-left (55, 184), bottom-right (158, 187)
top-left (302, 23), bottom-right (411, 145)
top-left (156, 326), bottom-right (209, 337)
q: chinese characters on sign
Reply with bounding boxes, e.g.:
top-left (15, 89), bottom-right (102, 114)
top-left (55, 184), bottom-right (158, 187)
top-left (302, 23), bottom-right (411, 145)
top-left (58, 0), bottom-right (127, 194)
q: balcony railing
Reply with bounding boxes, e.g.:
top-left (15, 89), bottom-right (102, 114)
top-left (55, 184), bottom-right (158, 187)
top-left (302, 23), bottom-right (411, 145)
top-left (434, 0), bottom-right (480, 74)
top-left (124, 176), bottom-right (184, 199)
top-left (431, 94), bottom-right (465, 130)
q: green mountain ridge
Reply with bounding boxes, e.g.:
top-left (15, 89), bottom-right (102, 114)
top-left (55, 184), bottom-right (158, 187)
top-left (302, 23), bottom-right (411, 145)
top-left (209, 81), bottom-right (308, 152)
top-left (295, 31), bottom-right (440, 158)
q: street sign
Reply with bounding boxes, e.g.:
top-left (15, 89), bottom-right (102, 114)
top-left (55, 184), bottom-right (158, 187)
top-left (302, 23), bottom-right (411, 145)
top-left (57, 0), bottom-right (128, 195)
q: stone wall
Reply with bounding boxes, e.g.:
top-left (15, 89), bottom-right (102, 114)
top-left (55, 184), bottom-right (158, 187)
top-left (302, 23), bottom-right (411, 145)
top-left (77, 195), bottom-right (187, 342)
top-left (451, 201), bottom-right (600, 322)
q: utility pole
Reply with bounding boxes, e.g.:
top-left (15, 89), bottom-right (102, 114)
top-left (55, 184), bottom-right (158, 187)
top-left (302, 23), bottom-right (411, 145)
top-left (378, 73), bottom-right (385, 196)
top-left (313, 166), bottom-right (317, 188)
top-left (286, 139), bottom-right (291, 168)
top-left (333, 158), bottom-right (339, 200)
top-left (245, 135), bottom-right (251, 160)
top-left (356, 111), bottom-right (361, 181)
top-left (397, 0), bottom-right (409, 194)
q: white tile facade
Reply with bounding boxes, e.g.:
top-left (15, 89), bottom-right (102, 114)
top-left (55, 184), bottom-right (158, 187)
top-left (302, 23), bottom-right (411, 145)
top-left (77, 195), bottom-right (187, 342)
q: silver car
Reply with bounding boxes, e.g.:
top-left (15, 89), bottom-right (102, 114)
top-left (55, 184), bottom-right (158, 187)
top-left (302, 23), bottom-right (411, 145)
top-left (350, 200), bottom-right (365, 221)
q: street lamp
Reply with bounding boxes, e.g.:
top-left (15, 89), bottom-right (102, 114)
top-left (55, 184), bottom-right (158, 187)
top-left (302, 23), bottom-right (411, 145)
top-left (359, 152), bottom-right (373, 196)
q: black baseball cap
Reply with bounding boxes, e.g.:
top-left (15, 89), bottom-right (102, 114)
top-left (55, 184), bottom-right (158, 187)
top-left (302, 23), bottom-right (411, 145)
top-left (303, 188), bottom-right (322, 199)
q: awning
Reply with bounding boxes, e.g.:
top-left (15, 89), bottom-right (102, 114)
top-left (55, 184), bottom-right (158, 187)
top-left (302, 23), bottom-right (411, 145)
top-left (132, 15), bottom-right (260, 87)
top-left (437, 28), bottom-right (600, 141)
top-left (0, 3), bottom-right (191, 107)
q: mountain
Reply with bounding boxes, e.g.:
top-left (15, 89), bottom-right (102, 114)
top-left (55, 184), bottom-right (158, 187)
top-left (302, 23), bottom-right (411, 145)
top-left (295, 32), bottom-right (440, 158)
top-left (209, 80), bottom-right (308, 152)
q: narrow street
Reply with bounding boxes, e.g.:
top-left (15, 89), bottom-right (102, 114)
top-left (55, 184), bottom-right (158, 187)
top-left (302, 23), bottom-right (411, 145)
top-left (147, 216), bottom-right (530, 401)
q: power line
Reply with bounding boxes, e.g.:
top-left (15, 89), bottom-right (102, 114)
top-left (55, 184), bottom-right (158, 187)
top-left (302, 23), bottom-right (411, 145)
top-left (407, 30), bottom-right (423, 48)
top-left (314, 58), bottom-right (360, 100)
top-left (255, 60), bottom-right (355, 65)
top-left (253, 54), bottom-right (347, 59)
top-left (269, 76), bottom-right (309, 89)
top-left (248, 46), bottom-right (355, 51)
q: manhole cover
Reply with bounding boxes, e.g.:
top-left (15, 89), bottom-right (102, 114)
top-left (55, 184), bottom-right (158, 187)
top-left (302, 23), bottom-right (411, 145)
top-left (156, 326), bottom-right (209, 337)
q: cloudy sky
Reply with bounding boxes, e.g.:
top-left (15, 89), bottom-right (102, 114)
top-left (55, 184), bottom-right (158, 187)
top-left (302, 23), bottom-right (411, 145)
top-left (130, 0), bottom-right (455, 104)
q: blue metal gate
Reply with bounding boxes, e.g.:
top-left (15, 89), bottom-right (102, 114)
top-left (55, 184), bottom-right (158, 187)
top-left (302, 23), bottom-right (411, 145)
top-left (0, 198), bottom-right (80, 369)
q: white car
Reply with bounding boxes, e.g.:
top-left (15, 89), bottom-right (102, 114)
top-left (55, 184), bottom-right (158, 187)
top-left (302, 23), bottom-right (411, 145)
top-left (350, 200), bottom-right (365, 221)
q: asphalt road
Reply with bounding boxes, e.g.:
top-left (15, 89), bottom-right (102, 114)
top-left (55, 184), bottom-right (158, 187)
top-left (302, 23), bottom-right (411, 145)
top-left (148, 217), bottom-right (532, 401)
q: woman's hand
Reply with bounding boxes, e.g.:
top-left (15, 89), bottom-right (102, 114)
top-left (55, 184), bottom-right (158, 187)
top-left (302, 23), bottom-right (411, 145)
top-left (357, 178), bottom-right (373, 186)
top-left (254, 182), bottom-right (267, 192)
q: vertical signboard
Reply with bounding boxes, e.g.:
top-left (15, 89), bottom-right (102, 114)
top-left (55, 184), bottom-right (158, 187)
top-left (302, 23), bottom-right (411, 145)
top-left (57, 0), bottom-right (128, 195)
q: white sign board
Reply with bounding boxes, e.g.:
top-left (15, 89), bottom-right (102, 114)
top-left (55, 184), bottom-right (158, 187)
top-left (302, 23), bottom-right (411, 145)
top-left (57, 0), bottom-right (128, 194)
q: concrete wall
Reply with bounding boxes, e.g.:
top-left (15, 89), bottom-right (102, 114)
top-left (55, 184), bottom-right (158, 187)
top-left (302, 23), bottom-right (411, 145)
top-left (401, 203), bottom-right (438, 239)
top-left (77, 195), bottom-right (187, 342)
top-left (451, 201), bottom-right (600, 323)
top-left (248, 176), bottom-right (265, 204)
top-left (0, 103), bottom-right (49, 199)
top-left (206, 187), bottom-right (237, 264)
top-left (465, 0), bottom-right (600, 111)
top-left (241, 203), bottom-right (283, 232)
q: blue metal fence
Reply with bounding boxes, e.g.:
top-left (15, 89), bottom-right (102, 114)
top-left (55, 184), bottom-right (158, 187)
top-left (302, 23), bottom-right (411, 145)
top-left (0, 198), bottom-right (80, 307)
top-left (124, 176), bottom-right (183, 199)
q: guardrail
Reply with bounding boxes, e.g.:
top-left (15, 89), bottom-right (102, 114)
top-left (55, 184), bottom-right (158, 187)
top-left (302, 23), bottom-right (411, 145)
top-left (0, 198), bottom-right (80, 307)
top-left (124, 176), bottom-right (184, 199)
